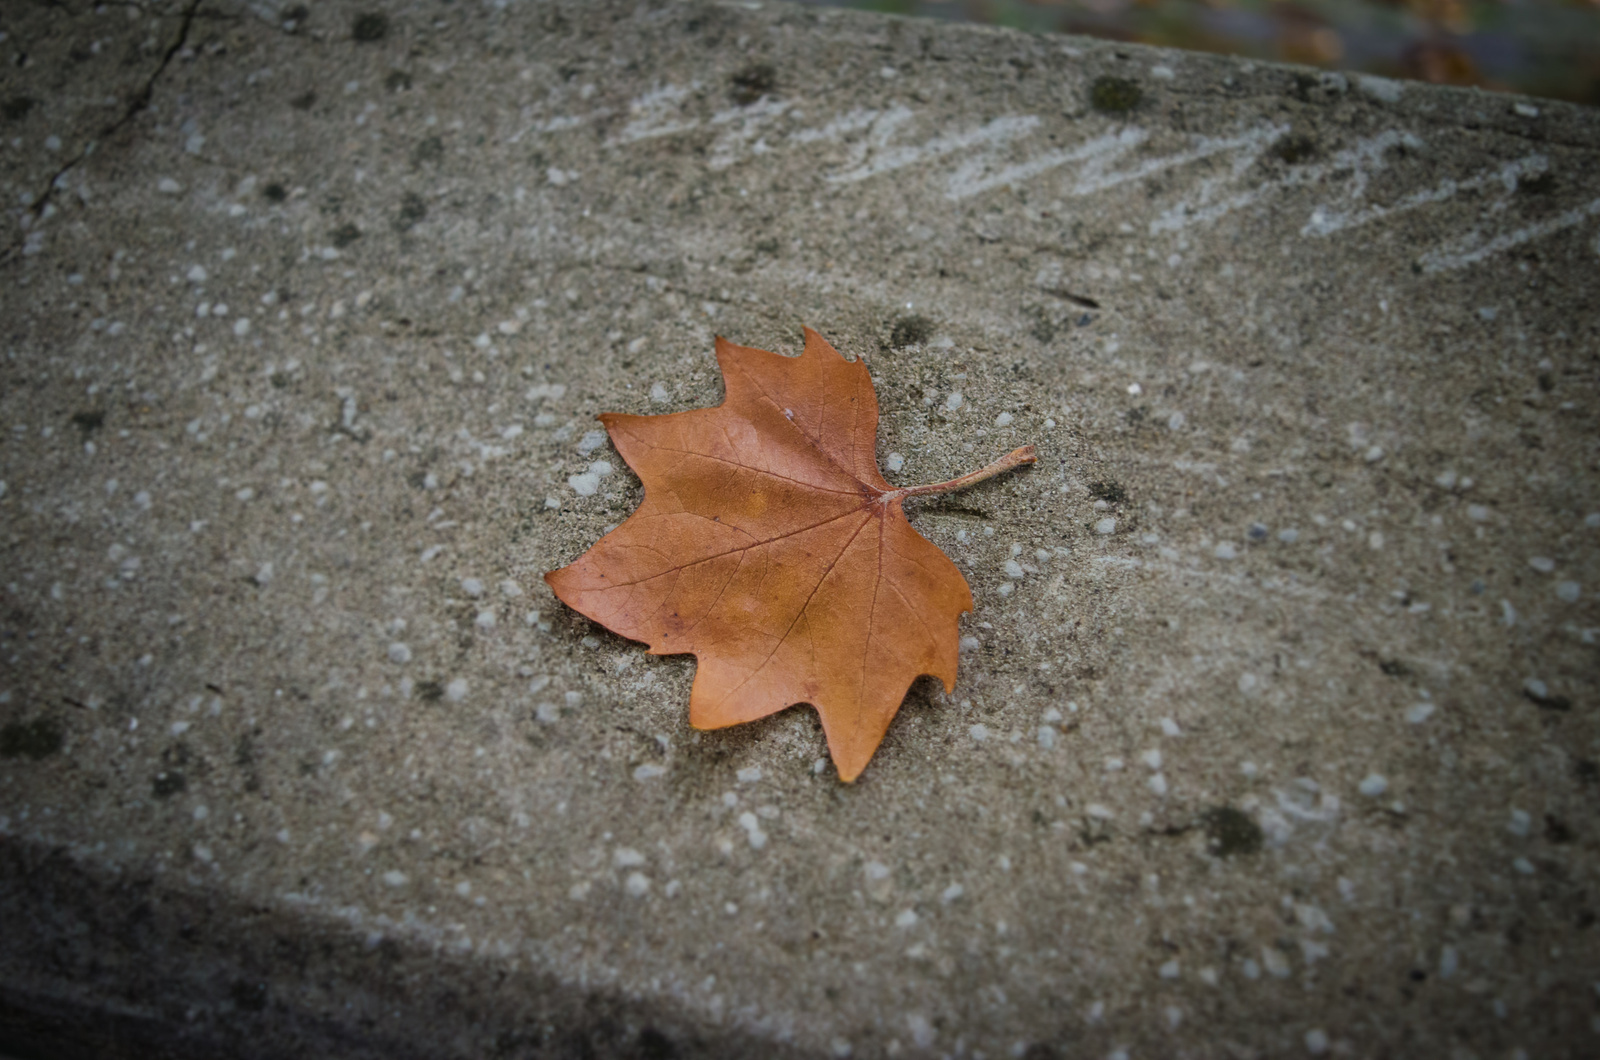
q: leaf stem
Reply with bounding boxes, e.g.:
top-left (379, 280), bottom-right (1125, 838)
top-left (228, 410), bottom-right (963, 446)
top-left (887, 445), bottom-right (1037, 501)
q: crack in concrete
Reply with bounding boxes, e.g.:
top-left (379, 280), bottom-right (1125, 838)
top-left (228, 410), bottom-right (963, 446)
top-left (3, 0), bottom-right (202, 267)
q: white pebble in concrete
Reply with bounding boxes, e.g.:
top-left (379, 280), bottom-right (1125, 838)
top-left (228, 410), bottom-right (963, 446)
top-left (1358, 774), bottom-right (1388, 797)
top-left (738, 812), bottom-right (768, 850)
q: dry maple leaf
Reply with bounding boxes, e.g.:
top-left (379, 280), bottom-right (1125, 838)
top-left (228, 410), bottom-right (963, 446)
top-left (545, 328), bottom-right (1034, 781)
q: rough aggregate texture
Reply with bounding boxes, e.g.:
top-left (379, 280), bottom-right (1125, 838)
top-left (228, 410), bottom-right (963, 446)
top-left (1, 1), bottom-right (1598, 1057)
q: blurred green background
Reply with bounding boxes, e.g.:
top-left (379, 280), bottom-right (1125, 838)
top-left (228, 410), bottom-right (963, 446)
top-left (793, 0), bottom-right (1600, 105)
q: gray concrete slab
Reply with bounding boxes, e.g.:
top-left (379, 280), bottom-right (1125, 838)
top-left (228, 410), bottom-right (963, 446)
top-left (2, 1), bottom-right (1598, 1057)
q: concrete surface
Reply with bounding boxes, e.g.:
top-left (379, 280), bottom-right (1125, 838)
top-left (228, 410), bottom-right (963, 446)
top-left (2, 1), bottom-right (1598, 1057)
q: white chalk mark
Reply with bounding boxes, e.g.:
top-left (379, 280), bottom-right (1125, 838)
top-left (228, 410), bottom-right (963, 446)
top-left (591, 81), bottom-right (1597, 277)
top-left (508, 112), bottom-right (599, 145)
top-left (948, 127), bottom-right (1143, 200)
top-left (612, 84), bottom-right (701, 144)
top-left (1147, 126), bottom-right (1287, 233)
top-left (827, 110), bottom-right (1039, 185)
top-left (708, 97), bottom-right (793, 171)
top-left (790, 108), bottom-right (881, 145)
top-left (1068, 125), bottom-right (1286, 201)
top-left (1304, 149), bottom-right (1545, 238)
top-left (1419, 196), bottom-right (1600, 273)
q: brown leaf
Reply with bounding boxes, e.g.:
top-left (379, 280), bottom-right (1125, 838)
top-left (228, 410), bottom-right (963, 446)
top-left (545, 328), bottom-right (1034, 781)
